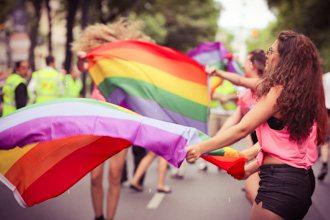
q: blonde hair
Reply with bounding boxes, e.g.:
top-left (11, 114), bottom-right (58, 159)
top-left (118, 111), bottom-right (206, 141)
top-left (71, 18), bottom-right (154, 53)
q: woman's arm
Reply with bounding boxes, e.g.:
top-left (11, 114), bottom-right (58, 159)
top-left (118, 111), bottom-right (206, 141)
top-left (186, 86), bottom-right (282, 163)
top-left (241, 142), bottom-right (260, 161)
top-left (207, 67), bottom-right (259, 90)
top-left (241, 160), bottom-right (260, 180)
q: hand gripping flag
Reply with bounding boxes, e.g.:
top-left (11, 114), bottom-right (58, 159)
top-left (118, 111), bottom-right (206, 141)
top-left (0, 99), bottom-right (247, 207)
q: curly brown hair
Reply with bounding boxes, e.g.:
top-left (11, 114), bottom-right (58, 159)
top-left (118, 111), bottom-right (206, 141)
top-left (71, 17), bottom-right (154, 53)
top-left (257, 30), bottom-right (328, 144)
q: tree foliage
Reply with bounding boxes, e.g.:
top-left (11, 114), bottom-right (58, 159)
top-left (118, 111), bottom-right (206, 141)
top-left (266, 0), bottom-right (330, 72)
top-left (82, 0), bottom-right (220, 53)
top-left (0, 0), bottom-right (16, 24)
top-left (129, 0), bottom-right (221, 52)
top-left (2, 0), bottom-right (221, 71)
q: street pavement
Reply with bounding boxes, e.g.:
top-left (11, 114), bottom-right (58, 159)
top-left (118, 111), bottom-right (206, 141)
top-left (1, 139), bottom-right (330, 220)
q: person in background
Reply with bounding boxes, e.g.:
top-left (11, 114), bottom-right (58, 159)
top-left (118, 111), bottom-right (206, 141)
top-left (28, 55), bottom-right (63, 103)
top-left (129, 151), bottom-right (171, 193)
top-left (0, 70), bottom-right (6, 116)
top-left (207, 49), bottom-right (266, 204)
top-left (63, 66), bottom-right (83, 98)
top-left (198, 77), bottom-right (242, 172)
top-left (2, 60), bottom-right (30, 116)
top-left (187, 30), bottom-right (328, 220)
top-left (318, 72), bottom-right (330, 180)
top-left (121, 145), bottom-right (147, 185)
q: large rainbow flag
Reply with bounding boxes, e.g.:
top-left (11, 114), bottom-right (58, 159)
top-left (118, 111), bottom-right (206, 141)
top-left (0, 99), bottom-right (247, 207)
top-left (187, 42), bottom-right (244, 95)
top-left (86, 40), bottom-right (208, 133)
top-left (187, 41), bottom-right (229, 69)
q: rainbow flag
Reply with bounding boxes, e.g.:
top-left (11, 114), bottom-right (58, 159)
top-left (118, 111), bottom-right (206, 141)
top-left (201, 147), bottom-right (247, 179)
top-left (187, 42), bottom-right (229, 68)
top-left (0, 99), bottom-right (247, 207)
top-left (225, 53), bottom-right (244, 76)
top-left (187, 42), bottom-right (244, 95)
top-left (187, 42), bottom-right (227, 96)
top-left (86, 40), bottom-right (208, 133)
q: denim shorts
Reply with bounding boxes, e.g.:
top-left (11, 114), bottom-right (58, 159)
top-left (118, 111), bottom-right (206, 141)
top-left (255, 164), bottom-right (315, 220)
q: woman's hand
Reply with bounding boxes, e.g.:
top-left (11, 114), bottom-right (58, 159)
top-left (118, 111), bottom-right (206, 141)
top-left (77, 51), bottom-right (88, 72)
top-left (205, 66), bottom-right (224, 77)
top-left (241, 160), bottom-right (259, 180)
top-left (186, 145), bottom-right (202, 163)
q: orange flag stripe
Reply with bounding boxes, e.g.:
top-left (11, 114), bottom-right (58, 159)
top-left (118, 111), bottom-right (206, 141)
top-left (21, 136), bottom-right (131, 207)
top-left (88, 48), bottom-right (206, 85)
top-left (5, 135), bottom-right (102, 194)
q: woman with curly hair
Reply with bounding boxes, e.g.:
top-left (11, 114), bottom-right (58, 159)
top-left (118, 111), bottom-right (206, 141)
top-left (186, 30), bottom-right (328, 219)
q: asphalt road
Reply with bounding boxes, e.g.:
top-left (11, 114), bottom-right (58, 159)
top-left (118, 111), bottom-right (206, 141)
top-left (0, 139), bottom-right (329, 220)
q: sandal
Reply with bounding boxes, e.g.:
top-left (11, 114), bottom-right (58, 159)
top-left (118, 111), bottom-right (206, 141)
top-left (157, 188), bottom-right (171, 193)
top-left (129, 184), bottom-right (143, 192)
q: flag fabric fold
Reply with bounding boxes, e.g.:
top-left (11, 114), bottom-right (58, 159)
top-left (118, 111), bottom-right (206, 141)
top-left (0, 99), bottom-right (246, 207)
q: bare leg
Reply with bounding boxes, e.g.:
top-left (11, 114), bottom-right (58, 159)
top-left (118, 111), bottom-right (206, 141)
top-left (91, 163), bottom-right (105, 219)
top-left (157, 157), bottom-right (170, 192)
top-left (250, 201), bottom-right (284, 220)
top-left (318, 142), bottom-right (329, 180)
top-left (106, 149), bottom-right (128, 220)
top-left (320, 142), bottom-right (330, 163)
top-left (130, 151), bottom-right (156, 189)
top-left (245, 135), bottom-right (260, 204)
top-left (245, 172), bottom-right (259, 204)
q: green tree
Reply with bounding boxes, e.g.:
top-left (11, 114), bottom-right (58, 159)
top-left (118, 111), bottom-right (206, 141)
top-left (27, 0), bottom-right (43, 71)
top-left (266, 0), bottom-right (330, 72)
top-left (0, 0), bottom-right (16, 24)
top-left (129, 0), bottom-right (221, 53)
top-left (83, 0), bottom-right (221, 53)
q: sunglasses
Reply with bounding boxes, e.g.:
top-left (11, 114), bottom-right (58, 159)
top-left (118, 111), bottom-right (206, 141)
top-left (267, 47), bottom-right (279, 55)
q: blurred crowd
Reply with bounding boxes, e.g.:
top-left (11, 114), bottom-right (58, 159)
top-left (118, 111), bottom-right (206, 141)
top-left (0, 55), bottom-right (84, 117)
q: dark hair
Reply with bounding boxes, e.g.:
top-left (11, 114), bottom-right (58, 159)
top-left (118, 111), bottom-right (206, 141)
top-left (45, 55), bottom-right (55, 65)
top-left (257, 30), bottom-right (328, 144)
top-left (249, 49), bottom-right (266, 76)
top-left (15, 60), bottom-right (26, 68)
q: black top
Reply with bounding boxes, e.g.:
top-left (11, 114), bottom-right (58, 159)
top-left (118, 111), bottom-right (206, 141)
top-left (267, 116), bottom-right (284, 130)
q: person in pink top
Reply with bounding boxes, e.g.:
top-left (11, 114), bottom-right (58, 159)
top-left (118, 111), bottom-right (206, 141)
top-left (187, 30), bottom-right (328, 220)
top-left (207, 49), bottom-right (266, 204)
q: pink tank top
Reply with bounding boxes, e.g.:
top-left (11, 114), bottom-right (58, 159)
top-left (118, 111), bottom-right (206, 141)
top-left (237, 89), bottom-right (258, 116)
top-left (256, 121), bottom-right (318, 169)
top-left (91, 86), bottom-right (106, 101)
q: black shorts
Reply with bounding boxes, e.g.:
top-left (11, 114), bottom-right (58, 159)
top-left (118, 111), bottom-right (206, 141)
top-left (255, 164), bottom-right (315, 220)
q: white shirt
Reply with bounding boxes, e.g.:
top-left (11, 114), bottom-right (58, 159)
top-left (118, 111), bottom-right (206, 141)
top-left (323, 72), bottom-right (330, 109)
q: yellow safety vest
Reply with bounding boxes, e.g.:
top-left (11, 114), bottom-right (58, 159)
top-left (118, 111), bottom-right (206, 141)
top-left (32, 68), bottom-right (63, 103)
top-left (63, 74), bottom-right (83, 98)
top-left (2, 74), bottom-right (29, 116)
top-left (211, 80), bottom-right (237, 110)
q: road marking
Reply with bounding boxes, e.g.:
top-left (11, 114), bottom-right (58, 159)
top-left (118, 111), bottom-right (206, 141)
top-left (146, 193), bottom-right (165, 209)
